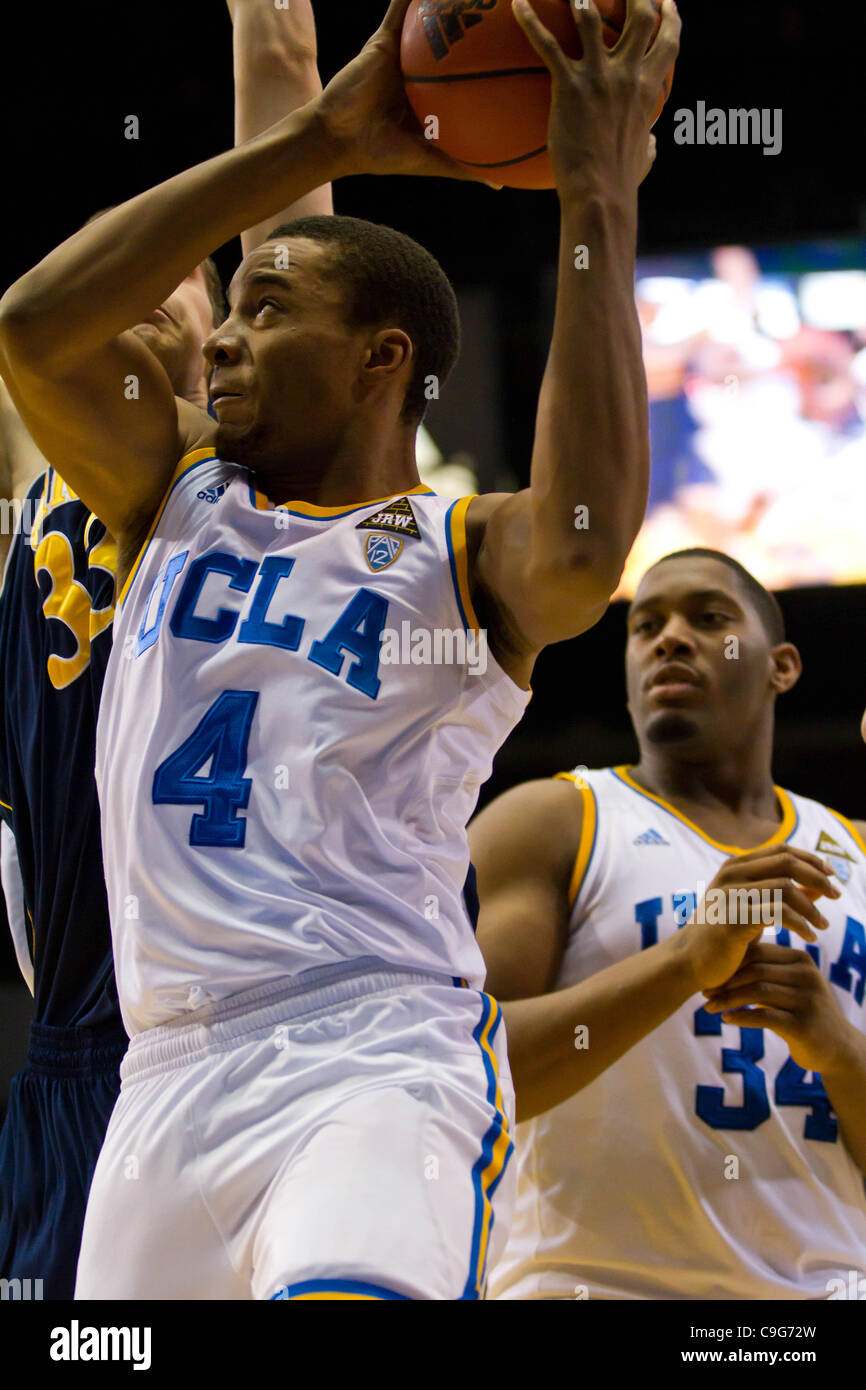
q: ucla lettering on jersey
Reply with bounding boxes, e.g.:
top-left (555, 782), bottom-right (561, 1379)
top-left (490, 765), bottom-right (866, 1301)
top-left (0, 470), bottom-right (118, 1025)
top-left (96, 449), bottom-right (530, 1035)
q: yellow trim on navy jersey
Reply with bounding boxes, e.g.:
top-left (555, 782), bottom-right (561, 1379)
top-left (0, 798), bottom-right (12, 814)
top-left (613, 765), bottom-right (797, 854)
top-left (446, 495), bottom-right (480, 633)
top-left (249, 481), bottom-right (434, 518)
top-left (116, 447), bottom-right (219, 609)
top-left (555, 772), bottom-right (598, 908)
top-left (827, 809), bottom-right (866, 860)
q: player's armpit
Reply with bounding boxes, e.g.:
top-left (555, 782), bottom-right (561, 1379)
top-left (469, 776), bottom-right (581, 1000)
top-left (467, 490), bottom-right (614, 686)
top-left (0, 325), bottom-right (213, 549)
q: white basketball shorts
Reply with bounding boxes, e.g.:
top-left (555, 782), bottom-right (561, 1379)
top-left (74, 959), bottom-right (515, 1300)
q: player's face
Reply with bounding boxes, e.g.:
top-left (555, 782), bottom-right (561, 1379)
top-left (625, 558), bottom-right (779, 755)
top-left (131, 266), bottom-right (214, 391)
top-left (204, 240), bottom-right (372, 484)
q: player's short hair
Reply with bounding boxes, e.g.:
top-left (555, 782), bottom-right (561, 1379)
top-left (647, 548), bottom-right (786, 644)
top-left (199, 256), bottom-right (227, 329)
top-left (263, 214), bottom-right (460, 423)
top-left (83, 207), bottom-right (226, 330)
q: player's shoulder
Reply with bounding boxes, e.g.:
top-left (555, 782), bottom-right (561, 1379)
top-left (176, 396), bottom-right (216, 454)
top-left (167, 399), bottom-right (224, 490)
top-left (784, 786), bottom-right (866, 860)
top-left (470, 773), bottom-right (588, 871)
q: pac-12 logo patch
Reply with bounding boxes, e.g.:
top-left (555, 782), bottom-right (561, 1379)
top-left (815, 830), bottom-right (856, 884)
top-left (364, 533), bottom-right (404, 572)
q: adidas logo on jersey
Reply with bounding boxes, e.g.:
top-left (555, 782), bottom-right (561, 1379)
top-left (356, 496), bottom-right (422, 540)
top-left (197, 483), bottom-right (228, 505)
top-left (418, 0), bottom-right (497, 62)
top-left (634, 828), bottom-right (671, 846)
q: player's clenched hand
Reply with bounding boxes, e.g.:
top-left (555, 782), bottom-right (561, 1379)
top-left (313, 0), bottom-right (494, 183)
top-left (678, 844), bottom-right (840, 994)
top-left (702, 942), bottom-right (858, 1078)
top-left (512, 0), bottom-right (680, 195)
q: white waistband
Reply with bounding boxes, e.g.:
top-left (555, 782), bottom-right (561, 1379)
top-left (121, 958), bottom-right (459, 1082)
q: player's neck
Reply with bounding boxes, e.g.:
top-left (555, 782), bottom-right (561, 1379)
top-left (629, 752), bottom-right (781, 829)
top-left (257, 420), bottom-right (421, 509)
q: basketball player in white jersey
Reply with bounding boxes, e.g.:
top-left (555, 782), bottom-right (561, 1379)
top-left (471, 547), bottom-right (866, 1299)
top-left (0, 0), bottom-right (332, 1299)
top-left (0, 0), bottom-right (680, 1298)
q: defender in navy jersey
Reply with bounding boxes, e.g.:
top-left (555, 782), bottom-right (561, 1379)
top-left (472, 549), bottom-right (866, 1299)
top-left (0, 471), bottom-right (124, 1300)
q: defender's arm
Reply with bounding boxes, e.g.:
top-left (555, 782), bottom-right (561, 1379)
top-left (229, 0), bottom-right (333, 256)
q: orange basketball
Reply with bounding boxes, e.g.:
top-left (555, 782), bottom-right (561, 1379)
top-left (401, 0), bottom-right (675, 189)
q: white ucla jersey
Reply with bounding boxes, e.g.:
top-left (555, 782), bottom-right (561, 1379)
top-left (96, 449), bottom-right (530, 1035)
top-left (491, 765), bottom-right (866, 1300)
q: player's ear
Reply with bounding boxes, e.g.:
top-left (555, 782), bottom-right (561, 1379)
top-left (361, 329), bottom-right (413, 390)
top-left (770, 642), bottom-right (801, 696)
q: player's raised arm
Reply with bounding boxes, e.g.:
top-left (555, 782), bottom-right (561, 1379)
top-left (467, 1), bottom-right (681, 686)
top-left (229, 0), bottom-right (333, 255)
top-left (0, 0), bottom-right (479, 547)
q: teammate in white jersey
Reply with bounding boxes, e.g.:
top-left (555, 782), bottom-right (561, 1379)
top-left (472, 547), bottom-right (866, 1299)
top-left (0, 1), bottom-right (681, 1298)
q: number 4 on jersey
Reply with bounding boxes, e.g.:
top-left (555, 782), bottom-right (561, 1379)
top-left (153, 691), bottom-right (258, 847)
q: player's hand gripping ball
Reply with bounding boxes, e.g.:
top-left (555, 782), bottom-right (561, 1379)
top-left (401, 0), bottom-right (676, 189)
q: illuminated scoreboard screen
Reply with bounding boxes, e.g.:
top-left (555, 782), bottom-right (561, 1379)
top-left (615, 239), bottom-right (866, 597)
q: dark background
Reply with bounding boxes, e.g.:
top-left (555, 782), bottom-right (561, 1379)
top-left (1, 1), bottom-right (865, 1086)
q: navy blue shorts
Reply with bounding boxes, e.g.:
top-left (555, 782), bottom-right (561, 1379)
top-left (0, 1020), bottom-right (127, 1300)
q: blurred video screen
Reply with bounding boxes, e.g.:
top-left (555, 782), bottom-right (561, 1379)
top-left (615, 239), bottom-right (866, 596)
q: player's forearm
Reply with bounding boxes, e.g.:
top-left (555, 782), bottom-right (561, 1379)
top-left (819, 1026), bottom-right (866, 1177)
top-left (528, 190), bottom-right (649, 603)
top-left (502, 930), bottom-right (696, 1123)
top-left (231, 0), bottom-right (332, 254)
top-left (0, 104), bottom-right (341, 376)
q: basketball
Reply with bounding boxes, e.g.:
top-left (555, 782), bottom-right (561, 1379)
top-left (401, 0), bottom-right (675, 189)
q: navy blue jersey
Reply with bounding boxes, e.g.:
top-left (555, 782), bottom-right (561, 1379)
top-left (0, 470), bottom-right (119, 1027)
